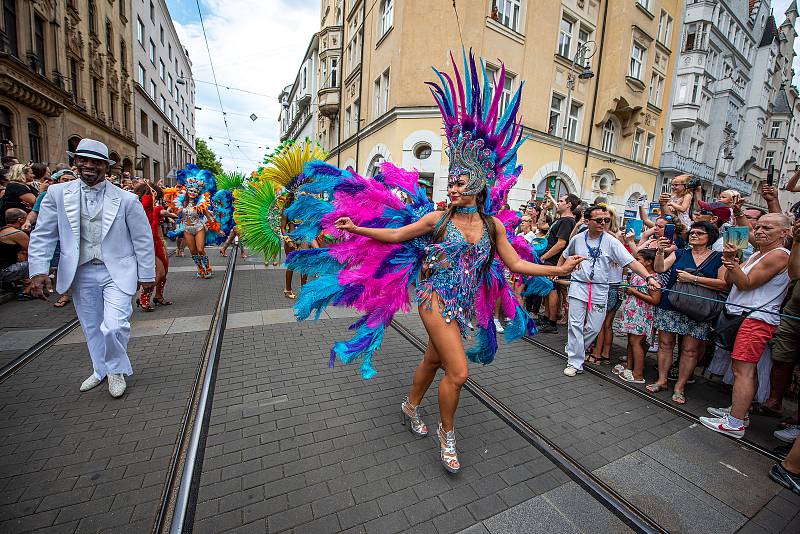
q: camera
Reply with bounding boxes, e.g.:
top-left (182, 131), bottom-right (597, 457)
top-left (686, 176), bottom-right (701, 190)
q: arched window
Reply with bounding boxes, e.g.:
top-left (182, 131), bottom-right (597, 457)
top-left (0, 106), bottom-right (13, 142)
top-left (366, 154), bottom-right (385, 177)
top-left (601, 119), bottom-right (617, 154)
top-left (28, 119), bottom-right (42, 162)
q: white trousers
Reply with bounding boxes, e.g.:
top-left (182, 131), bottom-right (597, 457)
top-left (566, 296), bottom-right (607, 370)
top-left (71, 263), bottom-right (134, 379)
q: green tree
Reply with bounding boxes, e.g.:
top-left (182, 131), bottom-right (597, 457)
top-left (195, 138), bottom-right (223, 175)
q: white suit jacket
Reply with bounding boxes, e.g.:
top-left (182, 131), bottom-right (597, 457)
top-left (28, 179), bottom-right (155, 295)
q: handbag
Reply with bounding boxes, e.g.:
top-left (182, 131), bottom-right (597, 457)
top-left (713, 291), bottom-right (785, 351)
top-left (667, 251), bottom-right (724, 322)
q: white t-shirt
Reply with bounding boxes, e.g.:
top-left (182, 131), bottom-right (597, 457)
top-left (563, 231), bottom-right (635, 304)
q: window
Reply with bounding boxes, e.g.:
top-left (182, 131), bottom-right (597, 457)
top-left (137, 17), bottom-right (144, 45)
top-left (149, 80), bottom-right (156, 100)
top-left (632, 129), bottom-right (643, 161)
top-left (0, 106), bottom-right (12, 143)
top-left (70, 59), bottom-right (79, 99)
top-left (119, 0), bottom-right (125, 18)
top-left (558, 17), bottom-right (573, 57)
top-left (629, 42), bottom-right (646, 80)
top-left (141, 111), bottom-right (149, 136)
top-left (644, 133), bottom-right (655, 165)
top-left (373, 69), bottom-right (389, 118)
top-left (160, 95), bottom-right (166, 112)
top-left (168, 74), bottom-right (174, 96)
top-left (160, 25), bottom-right (164, 44)
top-left (88, 0), bottom-right (96, 35)
top-left (497, 0), bottom-right (522, 33)
top-left (123, 104), bottom-right (129, 130)
top-left (168, 43), bottom-right (172, 60)
top-left (159, 60), bottom-right (165, 80)
top-left (567, 101), bottom-right (581, 142)
top-left (120, 40), bottom-right (127, 70)
top-left (137, 63), bottom-right (145, 86)
top-left (489, 68), bottom-right (514, 118)
top-left (658, 10), bottom-right (673, 45)
top-left (636, 0), bottom-right (651, 11)
top-left (379, 0), bottom-right (393, 37)
top-left (344, 106), bottom-right (351, 137)
top-left (770, 121), bottom-right (780, 138)
top-left (149, 40), bottom-right (155, 64)
top-left (601, 119), bottom-right (616, 153)
top-left (691, 74), bottom-right (701, 104)
top-left (152, 121), bottom-right (158, 143)
top-left (649, 73), bottom-right (664, 107)
top-left (105, 19), bottom-right (113, 56)
top-left (109, 93), bottom-right (116, 123)
top-left (33, 15), bottom-right (46, 75)
top-left (2, 0), bottom-right (18, 57)
top-left (414, 143), bottom-right (432, 159)
top-left (330, 57), bottom-right (339, 87)
top-left (548, 94), bottom-right (564, 135)
top-left (28, 119), bottom-right (41, 162)
top-left (684, 22), bottom-right (707, 52)
top-left (577, 27), bottom-right (591, 67)
top-left (765, 150), bottom-right (775, 169)
top-left (149, 1), bottom-right (155, 22)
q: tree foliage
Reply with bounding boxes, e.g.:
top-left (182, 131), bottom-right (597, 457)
top-left (195, 138), bottom-right (223, 175)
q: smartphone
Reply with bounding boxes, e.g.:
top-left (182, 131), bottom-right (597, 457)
top-left (767, 165), bottom-right (775, 187)
top-left (625, 219), bottom-right (644, 241)
top-left (724, 226), bottom-right (750, 250)
top-left (663, 224), bottom-right (676, 242)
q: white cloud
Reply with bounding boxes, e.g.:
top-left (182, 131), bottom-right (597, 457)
top-left (173, 0), bottom-right (319, 173)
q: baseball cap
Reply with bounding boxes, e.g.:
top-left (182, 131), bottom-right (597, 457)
top-left (697, 200), bottom-right (731, 224)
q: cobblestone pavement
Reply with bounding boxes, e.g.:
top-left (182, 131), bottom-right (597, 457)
top-left (1, 262), bottom-right (798, 533)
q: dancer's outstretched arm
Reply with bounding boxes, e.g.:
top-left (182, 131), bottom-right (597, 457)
top-left (492, 218), bottom-right (584, 277)
top-left (334, 211), bottom-right (442, 243)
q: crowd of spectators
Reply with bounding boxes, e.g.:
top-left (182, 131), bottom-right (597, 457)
top-left (510, 174), bottom-right (800, 491)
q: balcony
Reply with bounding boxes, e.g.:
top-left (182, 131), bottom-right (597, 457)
top-left (714, 77), bottom-right (745, 102)
top-left (660, 151), bottom-right (713, 181)
top-left (670, 103), bottom-right (700, 129)
top-left (721, 174), bottom-right (754, 195)
top-left (317, 87), bottom-right (339, 117)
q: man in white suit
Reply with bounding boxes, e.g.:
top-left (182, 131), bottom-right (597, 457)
top-left (28, 139), bottom-right (154, 398)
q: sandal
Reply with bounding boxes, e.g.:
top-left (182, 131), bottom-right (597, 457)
top-left (154, 297), bottom-right (173, 306)
top-left (646, 383), bottom-right (668, 393)
top-left (283, 290), bottom-right (297, 299)
top-left (671, 391), bottom-right (686, 405)
top-left (16, 292), bottom-right (35, 301)
top-left (53, 294), bottom-right (71, 308)
top-left (620, 370), bottom-right (646, 384)
top-left (586, 355), bottom-right (611, 365)
top-left (612, 364), bottom-right (626, 375)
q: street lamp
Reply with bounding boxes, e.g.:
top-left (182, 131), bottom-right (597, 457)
top-left (557, 42), bottom-right (595, 201)
top-left (710, 127), bottom-right (736, 198)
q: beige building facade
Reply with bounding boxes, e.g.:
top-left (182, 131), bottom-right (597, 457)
top-left (0, 0), bottom-right (136, 171)
top-left (310, 0), bottom-right (684, 215)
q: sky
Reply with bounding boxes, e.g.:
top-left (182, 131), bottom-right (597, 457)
top-left (166, 0), bottom-right (320, 173)
top-left (774, 0), bottom-right (800, 85)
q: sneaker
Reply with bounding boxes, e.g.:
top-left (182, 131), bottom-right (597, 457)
top-left (563, 366), bottom-right (583, 377)
top-left (706, 407), bottom-right (750, 427)
top-left (493, 318), bottom-right (505, 333)
top-left (108, 373), bottom-right (127, 398)
top-left (611, 364), bottom-right (626, 375)
top-left (773, 425), bottom-right (800, 444)
top-left (699, 415), bottom-right (745, 439)
top-left (538, 322), bottom-right (558, 334)
top-left (79, 374), bottom-right (103, 392)
top-left (769, 463), bottom-right (800, 496)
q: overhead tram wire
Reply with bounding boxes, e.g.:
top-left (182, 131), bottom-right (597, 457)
top-left (452, 1), bottom-right (466, 50)
top-left (194, 0), bottom-right (236, 165)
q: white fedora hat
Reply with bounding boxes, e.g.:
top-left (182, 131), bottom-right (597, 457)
top-left (67, 138), bottom-right (116, 165)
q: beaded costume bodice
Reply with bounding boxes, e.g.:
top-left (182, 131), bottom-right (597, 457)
top-left (183, 203), bottom-right (202, 226)
top-left (416, 218), bottom-right (491, 336)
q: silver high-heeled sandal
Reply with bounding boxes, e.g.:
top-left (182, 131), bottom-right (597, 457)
top-left (437, 423), bottom-right (460, 473)
top-left (400, 396), bottom-right (428, 437)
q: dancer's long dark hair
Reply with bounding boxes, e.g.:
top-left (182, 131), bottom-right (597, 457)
top-left (432, 186), bottom-right (497, 273)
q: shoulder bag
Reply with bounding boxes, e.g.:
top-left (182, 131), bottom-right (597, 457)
top-left (667, 251), bottom-right (724, 323)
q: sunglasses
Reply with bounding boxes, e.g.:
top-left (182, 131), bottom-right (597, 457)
top-left (590, 217), bottom-right (612, 224)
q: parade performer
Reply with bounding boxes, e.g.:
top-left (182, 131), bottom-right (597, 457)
top-left (238, 140), bottom-right (327, 298)
top-left (134, 182), bottom-right (172, 310)
top-left (284, 51), bottom-right (584, 472)
top-left (165, 165), bottom-right (222, 278)
top-left (27, 139), bottom-right (154, 398)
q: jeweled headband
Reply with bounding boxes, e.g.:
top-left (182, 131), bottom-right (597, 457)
top-left (427, 49), bottom-right (526, 196)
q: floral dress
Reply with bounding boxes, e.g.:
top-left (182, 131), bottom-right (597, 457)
top-left (613, 272), bottom-right (655, 342)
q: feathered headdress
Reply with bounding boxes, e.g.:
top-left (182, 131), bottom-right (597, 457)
top-left (177, 164), bottom-right (217, 196)
top-left (254, 140), bottom-right (327, 196)
top-left (426, 49), bottom-right (526, 196)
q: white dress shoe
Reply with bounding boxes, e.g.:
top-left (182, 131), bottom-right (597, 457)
top-left (108, 374), bottom-right (126, 398)
top-left (80, 374), bottom-right (103, 392)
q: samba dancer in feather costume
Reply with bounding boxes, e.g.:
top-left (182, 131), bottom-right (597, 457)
top-left (285, 51), bottom-right (584, 473)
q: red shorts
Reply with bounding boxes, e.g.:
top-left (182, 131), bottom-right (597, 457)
top-left (731, 318), bottom-right (778, 364)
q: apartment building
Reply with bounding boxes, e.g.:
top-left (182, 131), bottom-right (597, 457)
top-left (659, 0), bottom-right (797, 209)
top-left (0, 0), bottom-right (136, 170)
top-left (278, 0), bottom-right (685, 214)
top-left (132, 0), bottom-right (196, 182)
top-left (278, 34), bottom-right (320, 144)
